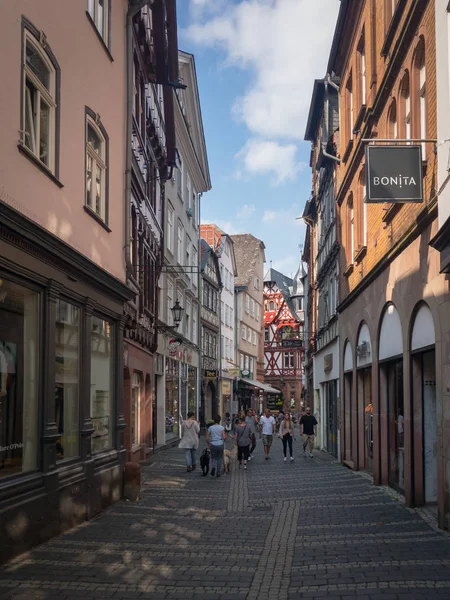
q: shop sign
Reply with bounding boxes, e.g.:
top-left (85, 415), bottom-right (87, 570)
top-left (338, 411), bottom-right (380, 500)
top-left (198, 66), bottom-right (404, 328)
top-left (222, 380), bottom-right (231, 395)
top-left (204, 369), bottom-right (218, 378)
top-left (241, 369), bottom-right (250, 377)
top-left (282, 339), bottom-right (302, 348)
top-left (324, 353), bottom-right (333, 372)
top-left (365, 145), bottom-right (423, 203)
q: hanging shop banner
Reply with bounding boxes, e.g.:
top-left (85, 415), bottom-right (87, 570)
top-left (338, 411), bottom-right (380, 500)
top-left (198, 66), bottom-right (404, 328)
top-left (365, 145), bottom-right (423, 203)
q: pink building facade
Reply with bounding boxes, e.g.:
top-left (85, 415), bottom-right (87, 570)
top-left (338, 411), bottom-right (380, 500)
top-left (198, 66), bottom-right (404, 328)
top-left (0, 0), bottom-right (179, 563)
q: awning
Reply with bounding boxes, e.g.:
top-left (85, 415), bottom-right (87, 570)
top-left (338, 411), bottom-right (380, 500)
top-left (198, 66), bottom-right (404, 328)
top-left (237, 377), bottom-right (281, 395)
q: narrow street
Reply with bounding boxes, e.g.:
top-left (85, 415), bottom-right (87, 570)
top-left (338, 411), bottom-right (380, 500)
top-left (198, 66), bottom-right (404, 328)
top-left (1, 440), bottom-right (450, 600)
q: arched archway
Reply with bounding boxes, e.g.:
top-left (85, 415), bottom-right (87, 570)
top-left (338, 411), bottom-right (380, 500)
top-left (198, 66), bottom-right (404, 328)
top-left (410, 302), bottom-right (437, 505)
top-left (378, 303), bottom-right (404, 491)
top-left (342, 340), bottom-right (353, 465)
top-left (356, 322), bottom-right (373, 473)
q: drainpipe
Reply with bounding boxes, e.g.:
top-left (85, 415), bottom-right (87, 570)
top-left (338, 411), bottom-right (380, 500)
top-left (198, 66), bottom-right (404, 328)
top-left (322, 74), bottom-right (341, 164)
top-left (125, 0), bottom-right (149, 279)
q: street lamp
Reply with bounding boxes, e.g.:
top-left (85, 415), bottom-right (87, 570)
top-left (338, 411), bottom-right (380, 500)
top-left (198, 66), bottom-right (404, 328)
top-left (170, 300), bottom-right (184, 328)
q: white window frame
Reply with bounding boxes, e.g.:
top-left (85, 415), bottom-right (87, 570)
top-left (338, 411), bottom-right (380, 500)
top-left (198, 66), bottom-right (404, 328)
top-left (86, 115), bottom-right (107, 221)
top-left (419, 56), bottom-right (426, 156)
top-left (167, 203), bottom-right (174, 253)
top-left (242, 325), bottom-right (246, 341)
top-left (22, 32), bottom-right (57, 172)
top-left (252, 330), bottom-right (257, 345)
top-left (177, 221), bottom-right (184, 265)
top-left (87, 0), bottom-right (110, 46)
top-left (192, 307), bottom-right (198, 345)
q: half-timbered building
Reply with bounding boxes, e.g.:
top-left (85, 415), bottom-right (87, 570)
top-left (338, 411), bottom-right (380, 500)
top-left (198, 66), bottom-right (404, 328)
top-left (263, 267), bottom-right (304, 415)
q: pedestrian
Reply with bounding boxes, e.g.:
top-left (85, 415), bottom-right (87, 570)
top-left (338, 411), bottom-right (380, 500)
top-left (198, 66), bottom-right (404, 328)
top-left (276, 409), bottom-right (285, 428)
top-left (222, 412), bottom-right (232, 433)
top-left (178, 411), bottom-right (200, 472)
top-left (206, 415), bottom-right (226, 477)
top-left (245, 408), bottom-right (258, 460)
top-left (259, 408), bottom-right (276, 460)
top-left (235, 414), bottom-right (252, 470)
top-left (279, 411), bottom-right (295, 462)
top-left (300, 406), bottom-right (318, 458)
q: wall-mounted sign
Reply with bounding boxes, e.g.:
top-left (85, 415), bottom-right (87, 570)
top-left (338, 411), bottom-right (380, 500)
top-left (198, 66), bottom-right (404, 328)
top-left (241, 369), bottom-right (250, 377)
top-left (324, 353), bottom-right (333, 372)
top-left (222, 380), bottom-right (231, 395)
top-left (204, 369), bottom-right (218, 378)
top-left (365, 145), bottom-right (423, 203)
top-left (282, 339), bottom-right (303, 348)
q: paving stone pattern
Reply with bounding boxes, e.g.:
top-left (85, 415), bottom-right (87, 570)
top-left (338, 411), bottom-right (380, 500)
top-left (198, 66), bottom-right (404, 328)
top-left (1, 439), bottom-right (450, 599)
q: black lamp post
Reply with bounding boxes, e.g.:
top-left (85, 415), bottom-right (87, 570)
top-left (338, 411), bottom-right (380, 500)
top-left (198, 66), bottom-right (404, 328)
top-left (171, 300), bottom-right (184, 329)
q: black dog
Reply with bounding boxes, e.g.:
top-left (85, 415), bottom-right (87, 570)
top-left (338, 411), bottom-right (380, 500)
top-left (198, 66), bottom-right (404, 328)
top-left (200, 448), bottom-right (210, 476)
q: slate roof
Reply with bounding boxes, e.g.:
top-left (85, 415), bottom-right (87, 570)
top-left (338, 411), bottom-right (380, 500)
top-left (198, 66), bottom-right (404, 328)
top-left (230, 234), bottom-right (265, 286)
top-left (264, 268), bottom-right (299, 322)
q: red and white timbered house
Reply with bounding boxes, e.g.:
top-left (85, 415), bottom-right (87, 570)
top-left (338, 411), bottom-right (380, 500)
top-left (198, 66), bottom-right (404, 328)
top-left (264, 266), bottom-right (305, 414)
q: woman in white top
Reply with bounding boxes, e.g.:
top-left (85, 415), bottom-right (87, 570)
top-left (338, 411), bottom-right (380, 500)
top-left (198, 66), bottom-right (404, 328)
top-left (179, 412), bottom-right (200, 472)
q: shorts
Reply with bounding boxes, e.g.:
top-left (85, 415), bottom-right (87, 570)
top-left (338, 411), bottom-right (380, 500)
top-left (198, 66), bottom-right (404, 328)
top-left (262, 434), bottom-right (273, 446)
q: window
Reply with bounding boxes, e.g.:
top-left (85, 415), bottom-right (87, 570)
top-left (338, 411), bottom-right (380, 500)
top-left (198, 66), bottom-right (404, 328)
top-left (242, 325), bottom-right (247, 341)
top-left (244, 355), bottom-right (249, 370)
top-left (177, 221), bottom-right (184, 265)
top-left (240, 353), bottom-right (244, 369)
top-left (192, 247), bottom-right (198, 287)
top-left (245, 295), bottom-right (250, 313)
top-left (284, 352), bottom-right (295, 369)
top-left (252, 330), bottom-right (257, 345)
top-left (192, 307), bottom-right (197, 345)
top-left (254, 277), bottom-right (260, 290)
top-left (345, 73), bottom-right (354, 141)
top-left (176, 152), bottom-right (183, 197)
top-left (186, 235), bottom-right (191, 278)
top-left (87, 0), bottom-right (110, 47)
top-left (357, 168), bottom-right (367, 249)
top-left (55, 300), bottom-right (80, 461)
top-left (388, 99), bottom-right (398, 139)
top-left (21, 22), bottom-right (60, 177)
top-left (256, 304), bottom-right (260, 322)
top-left (167, 203), bottom-right (174, 253)
top-left (265, 327), bottom-right (269, 342)
top-left (130, 204), bottom-right (138, 278)
top-left (186, 174), bottom-right (191, 211)
top-left (91, 317), bottom-right (114, 453)
top-left (346, 194), bottom-right (354, 266)
top-left (357, 32), bottom-right (366, 106)
top-left (399, 72), bottom-right (411, 140)
top-left (221, 301), bottom-right (224, 323)
top-left (414, 40), bottom-right (426, 156)
top-left (0, 279), bottom-right (39, 479)
top-left (249, 357), bottom-right (254, 374)
top-left (167, 279), bottom-right (173, 325)
top-left (86, 110), bottom-right (108, 223)
top-left (269, 301), bottom-right (275, 311)
top-left (250, 298), bottom-right (255, 317)
top-left (385, 0), bottom-right (398, 29)
top-left (131, 373), bottom-right (140, 447)
top-left (185, 300), bottom-right (191, 339)
top-left (192, 192), bottom-right (197, 227)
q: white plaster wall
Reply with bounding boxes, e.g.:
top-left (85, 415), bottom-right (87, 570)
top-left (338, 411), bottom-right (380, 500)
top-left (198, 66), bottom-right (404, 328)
top-left (436, 0), bottom-right (450, 228)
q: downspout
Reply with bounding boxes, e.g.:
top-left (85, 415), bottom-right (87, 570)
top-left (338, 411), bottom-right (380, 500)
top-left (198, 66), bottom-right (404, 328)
top-left (322, 74), bottom-right (341, 164)
top-left (125, 0), bottom-right (148, 279)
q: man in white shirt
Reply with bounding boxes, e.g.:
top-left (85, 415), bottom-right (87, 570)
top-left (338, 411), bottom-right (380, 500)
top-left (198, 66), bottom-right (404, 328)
top-left (259, 408), bottom-right (276, 460)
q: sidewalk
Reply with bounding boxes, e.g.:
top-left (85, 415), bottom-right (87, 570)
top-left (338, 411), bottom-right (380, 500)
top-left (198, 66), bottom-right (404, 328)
top-left (1, 437), bottom-right (450, 599)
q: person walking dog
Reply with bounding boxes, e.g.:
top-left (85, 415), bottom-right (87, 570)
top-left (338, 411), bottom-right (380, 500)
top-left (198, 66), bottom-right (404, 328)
top-left (206, 415), bottom-right (227, 477)
top-left (179, 412), bottom-right (200, 472)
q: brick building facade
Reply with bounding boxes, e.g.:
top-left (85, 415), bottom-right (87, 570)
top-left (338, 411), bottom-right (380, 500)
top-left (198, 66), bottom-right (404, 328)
top-left (326, 0), bottom-right (450, 529)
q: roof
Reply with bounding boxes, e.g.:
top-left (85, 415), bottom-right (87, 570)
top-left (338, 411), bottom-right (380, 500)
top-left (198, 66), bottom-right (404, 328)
top-left (304, 76), bottom-right (340, 142)
top-left (230, 234), bottom-right (265, 286)
top-left (264, 268), bottom-right (299, 322)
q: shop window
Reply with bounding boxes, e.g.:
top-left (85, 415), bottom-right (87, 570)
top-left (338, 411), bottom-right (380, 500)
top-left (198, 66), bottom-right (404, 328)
top-left (165, 358), bottom-right (179, 437)
top-left (20, 19), bottom-right (60, 178)
top-left (55, 300), bottom-right (80, 461)
top-left (91, 316), bottom-right (114, 453)
top-left (131, 372), bottom-right (140, 447)
top-left (0, 279), bottom-right (39, 478)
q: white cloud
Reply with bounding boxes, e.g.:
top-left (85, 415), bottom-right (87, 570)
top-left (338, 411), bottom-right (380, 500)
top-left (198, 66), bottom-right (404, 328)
top-left (186, 0), bottom-right (340, 140)
top-left (235, 139), bottom-right (305, 185)
top-left (236, 203), bottom-right (256, 219)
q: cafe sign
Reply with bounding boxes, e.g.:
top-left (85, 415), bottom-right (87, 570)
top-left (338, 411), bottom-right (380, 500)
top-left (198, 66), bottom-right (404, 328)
top-left (365, 145), bottom-right (423, 203)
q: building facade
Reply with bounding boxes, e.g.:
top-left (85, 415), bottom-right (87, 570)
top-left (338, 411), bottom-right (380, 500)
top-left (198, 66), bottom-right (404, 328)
top-left (200, 225), bottom-right (238, 416)
top-left (155, 51), bottom-right (210, 446)
top-left (231, 234), bottom-right (267, 412)
top-left (263, 267), bottom-right (304, 415)
top-left (304, 76), bottom-right (341, 457)
top-left (199, 240), bottom-right (222, 425)
top-left (0, 1), bottom-right (136, 562)
top-left (328, 0), bottom-right (450, 529)
top-left (122, 0), bottom-right (179, 462)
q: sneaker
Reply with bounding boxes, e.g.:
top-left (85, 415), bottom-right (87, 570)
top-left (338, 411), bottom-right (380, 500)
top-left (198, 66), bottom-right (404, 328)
top-left (265, 456), bottom-right (269, 460)
top-left (290, 457), bottom-right (294, 462)
top-left (244, 465), bottom-right (247, 470)
top-left (309, 453), bottom-right (313, 458)
top-left (283, 457), bottom-right (287, 462)
top-left (211, 468), bottom-right (216, 476)
top-left (248, 455), bottom-right (252, 461)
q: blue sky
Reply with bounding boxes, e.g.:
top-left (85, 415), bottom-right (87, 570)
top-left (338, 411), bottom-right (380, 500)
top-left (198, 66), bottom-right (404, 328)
top-left (178, 0), bottom-right (340, 278)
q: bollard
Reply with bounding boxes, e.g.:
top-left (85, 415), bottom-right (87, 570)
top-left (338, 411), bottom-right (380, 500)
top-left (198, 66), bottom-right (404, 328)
top-left (123, 462), bottom-right (141, 501)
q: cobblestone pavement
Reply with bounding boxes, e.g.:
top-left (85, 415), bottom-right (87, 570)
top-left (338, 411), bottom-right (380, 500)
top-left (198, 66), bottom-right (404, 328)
top-left (1, 438), bottom-right (450, 599)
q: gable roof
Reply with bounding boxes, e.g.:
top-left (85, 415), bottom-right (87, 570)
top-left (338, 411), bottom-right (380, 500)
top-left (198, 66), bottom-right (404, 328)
top-left (230, 234), bottom-right (265, 286)
top-left (264, 268), bottom-right (299, 322)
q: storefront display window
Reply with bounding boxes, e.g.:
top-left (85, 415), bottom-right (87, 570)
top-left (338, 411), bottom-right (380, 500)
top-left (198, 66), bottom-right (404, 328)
top-left (0, 279), bottom-right (39, 478)
top-left (388, 359), bottom-right (404, 490)
top-left (188, 366), bottom-right (197, 415)
top-left (55, 300), bottom-right (80, 461)
top-left (91, 316), bottom-right (114, 453)
top-left (131, 372), bottom-right (140, 447)
top-left (180, 363), bottom-right (187, 419)
top-left (165, 358), bottom-right (179, 437)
